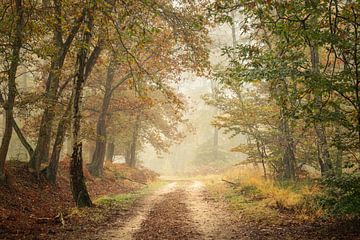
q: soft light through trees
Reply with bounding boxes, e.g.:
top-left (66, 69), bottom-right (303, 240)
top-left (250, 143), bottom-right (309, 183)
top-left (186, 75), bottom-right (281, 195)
top-left (0, 0), bottom-right (210, 208)
top-left (209, 0), bottom-right (360, 179)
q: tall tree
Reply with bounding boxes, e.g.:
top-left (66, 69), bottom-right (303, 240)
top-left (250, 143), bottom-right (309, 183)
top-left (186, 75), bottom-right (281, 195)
top-left (0, 0), bottom-right (24, 183)
top-left (69, 2), bottom-right (94, 208)
top-left (29, 0), bottom-right (85, 174)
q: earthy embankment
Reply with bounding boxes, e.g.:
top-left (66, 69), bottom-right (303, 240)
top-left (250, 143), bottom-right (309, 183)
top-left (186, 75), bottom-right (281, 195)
top-left (0, 160), bottom-right (158, 239)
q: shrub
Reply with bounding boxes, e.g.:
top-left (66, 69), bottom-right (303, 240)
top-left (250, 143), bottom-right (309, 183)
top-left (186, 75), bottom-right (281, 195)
top-left (318, 173), bottom-right (360, 216)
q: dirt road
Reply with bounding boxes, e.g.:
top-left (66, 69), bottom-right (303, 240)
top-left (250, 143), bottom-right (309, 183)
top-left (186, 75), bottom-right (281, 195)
top-left (101, 180), bottom-right (241, 240)
top-left (96, 180), bottom-right (360, 240)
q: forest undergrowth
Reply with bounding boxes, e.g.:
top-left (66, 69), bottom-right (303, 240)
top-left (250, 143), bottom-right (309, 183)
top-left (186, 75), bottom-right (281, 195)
top-left (205, 166), bottom-right (360, 239)
top-left (0, 160), bottom-right (159, 239)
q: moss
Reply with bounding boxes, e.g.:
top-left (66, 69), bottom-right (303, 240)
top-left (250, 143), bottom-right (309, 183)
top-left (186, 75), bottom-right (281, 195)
top-left (95, 180), bottom-right (167, 209)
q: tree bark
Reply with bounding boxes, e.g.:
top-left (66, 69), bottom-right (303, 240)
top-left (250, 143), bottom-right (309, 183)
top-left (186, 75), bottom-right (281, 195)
top-left (88, 60), bottom-right (115, 177)
top-left (46, 38), bottom-right (101, 184)
top-left (0, 93), bottom-right (33, 158)
top-left (280, 108), bottom-right (296, 180)
top-left (310, 45), bottom-right (333, 176)
top-left (0, 0), bottom-right (24, 183)
top-left (125, 143), bottom-right (131, 165)
top-left (256, 138), bottom-right (267, 180)
top-left (105, 142), bottom-right (114, 163)
top-left (46, 96), bottom-right (72, 184)
top-left (70, 5), bottom-right (93, 208)
top-left (29, 5), bottom-right (85, 174)
top-left (277, 78), bottom-right (296, 180)
top-left (128, 117), bottom-right (140, 168)
top-left (12, 118), bottom-right (34, 157)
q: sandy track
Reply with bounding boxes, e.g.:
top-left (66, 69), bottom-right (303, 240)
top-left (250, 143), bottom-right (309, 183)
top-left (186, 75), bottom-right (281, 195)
top-left (103, 182), bottom-right (177, 240)
top-left (101, 180), bottom-right (241, 240)
top-left (134, 189), bottom-right (202, 240)
top-left (76, 180), bottom-right (360, 240)
top-left (186, 181), bottom-right (240, 240)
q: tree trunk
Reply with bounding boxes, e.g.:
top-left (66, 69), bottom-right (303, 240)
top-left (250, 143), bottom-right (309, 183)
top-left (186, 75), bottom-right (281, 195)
top-left (70, 5), bottom-right (93, 208)
top-left (256, 138), bottom-right (267, 180)
top-left (0, 0), bottom-right (23, 183)
top-left (29, 5), bottom-right (85, 174)
top-left (211, 79), bottom-right (219, 161)
top-left (0, 93), bottom-right (33, 158)
top-left (46, 38), bottom-right (101, 184)
top-left (129, 117), bottom-right (140, 168)
top-left (310, 45), bottom-right (333, 176)
top-left (70, 143), bottom-right (92, 208)
top-left (276, 76), bottom-right (296, 180)
top-left (334, 113), bottom-right (343, 177)
top-left (125, 143), bottom-right (131, 165)
top-left (29, 61), bottom-right (67, 173)
top-left (106, 142), bottom-right (115, 163)
top-left (88, 60), bottom-right (115, 177)
top-left (279, 103), bottom-right (296, 180)
top-left (46, 96), bottom-right (72, 184)
top-left (129, 143), bottom-right (137, 168)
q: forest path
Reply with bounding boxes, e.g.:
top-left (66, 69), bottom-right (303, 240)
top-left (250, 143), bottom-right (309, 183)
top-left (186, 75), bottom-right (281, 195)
top-left (102, 180), bottom-right (240, 240)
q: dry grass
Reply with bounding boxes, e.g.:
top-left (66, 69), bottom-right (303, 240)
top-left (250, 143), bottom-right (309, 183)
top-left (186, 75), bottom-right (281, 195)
top-left (208, 165), bottom-right (323, 220)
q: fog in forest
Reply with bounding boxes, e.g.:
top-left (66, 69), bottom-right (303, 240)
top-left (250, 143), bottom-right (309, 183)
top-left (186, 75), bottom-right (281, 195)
top-left (141, 22), bottom-right (247, 176)
top-left (1, 1), bottom-right (360, 239)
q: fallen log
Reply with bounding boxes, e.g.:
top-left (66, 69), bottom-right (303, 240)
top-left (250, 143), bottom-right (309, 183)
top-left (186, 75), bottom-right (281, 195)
top-left (221, 178), bottom-right (239, 187)
top-left (32, 212), bottom-right (65, 226)
top-left (118, 175), bottom-right (147, 185)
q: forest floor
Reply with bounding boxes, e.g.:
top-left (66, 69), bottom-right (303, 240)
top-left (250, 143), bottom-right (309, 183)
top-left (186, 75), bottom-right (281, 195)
top-left (95, 179), bottom-right (360, 240)
top-left (0, 160), bottom-right (158, 240)
top-left (1, 165), bottom-right (360, 240)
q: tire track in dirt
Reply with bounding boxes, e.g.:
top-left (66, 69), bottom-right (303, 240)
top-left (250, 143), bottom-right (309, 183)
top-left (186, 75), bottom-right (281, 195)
top-left (103, 182), bottom-right (177, 240)
top-left (134, 188), bottom-right (202, 240)
top-left (103, 180), bottom-right (241, 240)
top-left (185, 181), bottom-right (240, 240)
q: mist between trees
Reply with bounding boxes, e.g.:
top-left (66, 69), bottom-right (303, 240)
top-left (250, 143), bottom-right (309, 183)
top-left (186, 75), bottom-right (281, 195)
top-left (0, 0), bottom-right (359, 216)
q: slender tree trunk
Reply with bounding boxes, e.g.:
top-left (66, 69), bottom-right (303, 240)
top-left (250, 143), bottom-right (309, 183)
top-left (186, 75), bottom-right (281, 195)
top-left (280, 108), bottom-right (296, 180)
top-left (125, 143), bottom-right (131, 165)
top-left (70, 5), bottom-right (93, 208)
top-left (334, 110), bottom-right (343, 177)
top-left (46, 39), bottom-right (101, 184)
top-left (106, 142), bottom-right (114, 163)
top-left (211, 80), bottom-right (219, 161)
top-left (46, 96), bottom-right (72, 184)
top-left (128, 117), bottom-right (140, 168)
top-left (88, 120), bottom-right (106, 176)
top-left (0, 0), bottom-right (23, 183)
top-left (88, 60), bottom-right (115, 177)
top-left (310, 45), bottom-right (333, 176)
top-left (29, 61), bottom-right (66, 173)
top-left (256, 138), bottom-right (267, 180)
top-left (0, 93), bottom-right (33, 158)
top-left (29, 5), bottom-right (85, 174)
top-left (129, 143), bottom-right (137, 168)
top-left (303, 1), bottom-right (333, 175)
top-left (12, 119), bottom-right (33, 157)
top-left (276, 77), bottom-right (296, 180)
